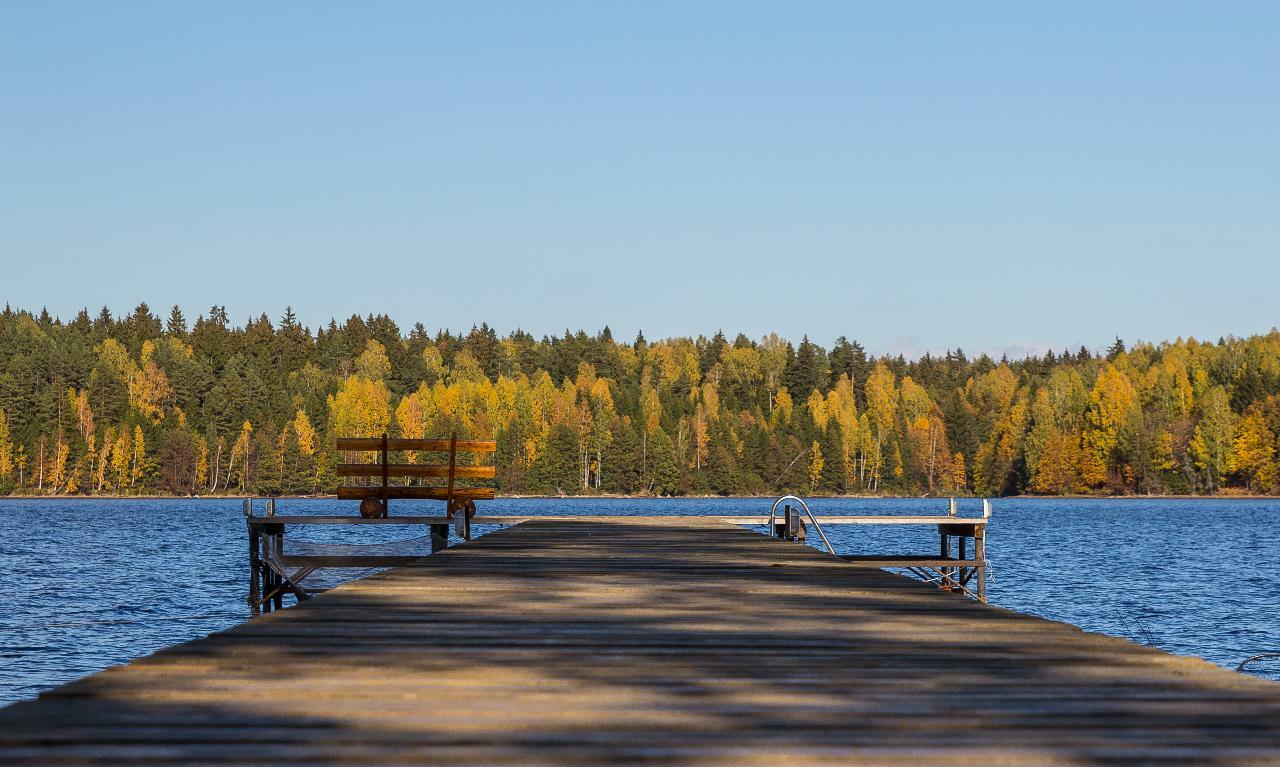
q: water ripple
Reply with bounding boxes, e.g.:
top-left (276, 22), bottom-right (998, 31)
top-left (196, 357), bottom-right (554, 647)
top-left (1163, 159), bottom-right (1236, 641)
top-left (1, 496), bottom-right (1277, 705)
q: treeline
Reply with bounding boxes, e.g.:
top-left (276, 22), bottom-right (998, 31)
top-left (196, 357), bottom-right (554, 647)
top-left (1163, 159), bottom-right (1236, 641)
top-left (1, 303), bottom-right (1278, 498)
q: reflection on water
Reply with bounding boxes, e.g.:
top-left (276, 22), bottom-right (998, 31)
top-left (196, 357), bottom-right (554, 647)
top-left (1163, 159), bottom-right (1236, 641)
top-left (1, 496), bottom-right (1277, 704)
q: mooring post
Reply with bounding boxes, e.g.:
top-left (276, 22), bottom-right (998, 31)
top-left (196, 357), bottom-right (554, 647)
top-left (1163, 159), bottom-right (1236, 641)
top-left (775, 504), bottom-right (791, 540)
top-left (431, 523), bottom-right (450, 553)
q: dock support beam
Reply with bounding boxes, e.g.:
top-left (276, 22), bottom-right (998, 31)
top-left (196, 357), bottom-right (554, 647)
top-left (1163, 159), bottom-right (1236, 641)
top-left (247, 520), bottom-right (260, 610)
top-left (975, 527), bottom-right (986, 602)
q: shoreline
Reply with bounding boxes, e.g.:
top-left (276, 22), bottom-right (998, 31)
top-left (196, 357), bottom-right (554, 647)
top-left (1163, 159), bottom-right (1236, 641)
top-left (2, 493), bottom-right (1279, 501)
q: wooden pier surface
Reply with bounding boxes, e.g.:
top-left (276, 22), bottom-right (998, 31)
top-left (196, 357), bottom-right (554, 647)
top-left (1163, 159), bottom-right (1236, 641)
top-left (3, 516), bottom-right (1279, 765)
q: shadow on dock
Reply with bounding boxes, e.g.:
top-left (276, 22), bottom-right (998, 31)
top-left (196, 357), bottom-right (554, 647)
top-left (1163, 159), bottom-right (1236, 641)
top-left (3, 518), bottom-right (1279, 764)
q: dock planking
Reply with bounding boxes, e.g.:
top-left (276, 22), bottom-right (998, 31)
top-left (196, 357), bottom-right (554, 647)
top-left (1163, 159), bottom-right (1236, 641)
top-left (3, 516), bottom-right (1279, 765)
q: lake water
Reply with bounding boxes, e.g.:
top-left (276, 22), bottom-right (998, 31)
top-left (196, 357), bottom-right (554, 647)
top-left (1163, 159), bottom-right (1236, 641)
top-left (2, 497), bottom-right (1278, 705)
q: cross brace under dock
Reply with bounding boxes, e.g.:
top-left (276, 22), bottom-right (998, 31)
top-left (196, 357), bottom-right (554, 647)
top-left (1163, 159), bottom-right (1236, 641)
top-left (246, 503), bottom-right (990, 611)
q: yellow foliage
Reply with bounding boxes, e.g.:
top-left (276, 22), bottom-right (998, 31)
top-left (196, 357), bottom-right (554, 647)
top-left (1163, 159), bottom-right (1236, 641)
top-left (949, 452), bottom-right (967, 491)
top-left (0, 406), bottom-right (12, 480)
top-left (898, 376), bottom-right (934, 424)
top-left (808, 440), bottom-right (824, 487)
top-left (1084, 364), bottom-right (1138, 464)
top-left (355, 340), bottom-right (392, 380)
top-left (721, 346), bottom-right (762, 391)
top-left (421, 346), bottom-right (446, 383)
top-left (807, 389), bottom-right (829, 430)
top-left (293, 410), bottom-right (317, 457)
top-left (771, 387), bottom-right (793, 428)
top-left (449, 349), bottom-right (485, 385)
top-left (690, 403), bottom-right (710, 470)
top-left (111, 430), bottom-right (132, 490)
top-left (640, 385), bottom-right (661, 435)
top-left (1229, 411), bottom-right (1276, 491)
top-left (1153, 430), bottom-right (1177, 472)
top-left (328, 375), bottom-right (392, 438)
top-left (195, 435), bottom-right (209, 490)
top-left (68, 388), bottom-right (94, 447)
top-left (128, 358), bottom-right (173, 424)
top-left (48, 433), bottom-right (69, 493)
top-left (131, 425), bottom-right (147, 487)
top-left (864, 363), bottom-right (898, 442)
top-left (650, 340), bottom-right (700, 390)
top-left (1030, 431), bottom-right (1080, 494)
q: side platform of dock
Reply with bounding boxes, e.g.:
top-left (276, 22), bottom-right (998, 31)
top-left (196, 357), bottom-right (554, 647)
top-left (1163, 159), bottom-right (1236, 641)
top-left (3, 516), bottom-right (1279, 764)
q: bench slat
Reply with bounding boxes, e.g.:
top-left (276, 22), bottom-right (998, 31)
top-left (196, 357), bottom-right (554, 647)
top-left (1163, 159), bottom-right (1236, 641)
top-left (335, 464), bottom-right (496, 479)
top-left (335, 438), bottom-right (496, 452)
top-left (335, 486), bottom-right (495, 502)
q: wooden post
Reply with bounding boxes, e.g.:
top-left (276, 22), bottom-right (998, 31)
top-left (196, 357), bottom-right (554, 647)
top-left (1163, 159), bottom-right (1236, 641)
top-left (939, 531), bottom-right (951, 590)
top-left (273, 526), bottom-right (285, 610)
top-left (775, 503), bottom-right (791, 540)
top-left (248, 521), bottom-right (260, 613)
top-left (380, 432), bottom-right (389, 516)
top-left (958, 535), bottom-right (967, 593)
top-left (975, 528), bottom-right (987, 602)
top-left (259, 528), bottom-right (271, 613)
top-left (431, 523), bottom-right (449, 553)
top-left (446, 431), bottom-right (458, 514)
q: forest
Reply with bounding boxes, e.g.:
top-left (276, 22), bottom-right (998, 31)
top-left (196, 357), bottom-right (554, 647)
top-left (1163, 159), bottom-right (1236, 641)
top-left (0, 303), bottom-right (1278, 498)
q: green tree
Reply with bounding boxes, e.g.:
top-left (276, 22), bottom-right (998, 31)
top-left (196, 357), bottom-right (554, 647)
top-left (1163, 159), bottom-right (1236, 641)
top-left (647, 427), bottom-right (678, 495)
top-left (1190, 386), bottom-right (1235, 492)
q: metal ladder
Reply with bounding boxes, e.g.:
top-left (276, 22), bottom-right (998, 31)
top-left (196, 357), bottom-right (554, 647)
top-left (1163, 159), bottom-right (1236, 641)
top-left (767, 495), bottom-right (836, 555)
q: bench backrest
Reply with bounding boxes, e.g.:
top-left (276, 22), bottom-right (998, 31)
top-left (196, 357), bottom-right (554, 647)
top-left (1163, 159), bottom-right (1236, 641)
top-left (335, 432), bottom-right (495, 516)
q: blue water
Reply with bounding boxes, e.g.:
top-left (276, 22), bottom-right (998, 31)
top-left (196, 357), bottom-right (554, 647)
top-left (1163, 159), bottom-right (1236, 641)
top-left (1, 497), bottom-right (1277, 705)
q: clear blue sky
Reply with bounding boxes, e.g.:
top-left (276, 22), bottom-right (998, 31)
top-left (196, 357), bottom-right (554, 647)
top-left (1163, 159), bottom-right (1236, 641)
top-left (2, 3), bottom-right (1276, 358)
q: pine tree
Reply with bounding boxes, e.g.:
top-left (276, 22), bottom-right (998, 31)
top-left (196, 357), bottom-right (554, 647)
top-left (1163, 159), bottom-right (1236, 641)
top-left (166, 305), bottom-right (188, 337)
top-left (648, 427), bottom-right (678, 496)
top-left (1190, 386), bottom-right (1235, 492)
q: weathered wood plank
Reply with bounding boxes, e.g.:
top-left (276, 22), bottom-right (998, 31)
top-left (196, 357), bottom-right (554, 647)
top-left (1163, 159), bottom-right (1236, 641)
top-left (335, 437), bottom-right (496, 452)
top-left (2, 516), bottom-right (1278, 766)
top-left (335, 463), bottom-right (496, 479)
top-left (721, 515), bottom-right (988, 525)
top-left (335, 486), bottom-right (495, 501)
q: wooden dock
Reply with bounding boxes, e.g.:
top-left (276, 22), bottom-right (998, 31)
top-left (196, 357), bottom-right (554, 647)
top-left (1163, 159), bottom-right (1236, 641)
top-left (3, 516), bottom-right (1279, 764)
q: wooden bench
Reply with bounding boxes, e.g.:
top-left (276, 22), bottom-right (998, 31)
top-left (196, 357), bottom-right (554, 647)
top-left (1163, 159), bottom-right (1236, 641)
top-left (335, 432), bottom-right (496, 521)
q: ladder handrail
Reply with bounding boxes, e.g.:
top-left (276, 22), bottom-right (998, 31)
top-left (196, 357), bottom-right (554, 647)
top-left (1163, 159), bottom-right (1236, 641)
top-left (768, 495), bottom-right (836, 555)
